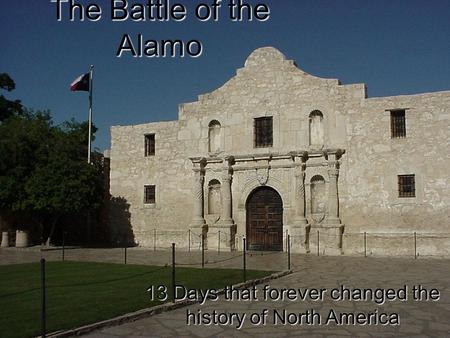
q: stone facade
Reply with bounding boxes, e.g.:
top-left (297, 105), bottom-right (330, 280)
top-left (109, 47), bottom-right (450, 256)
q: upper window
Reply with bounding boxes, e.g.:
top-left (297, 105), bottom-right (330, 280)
top-left (254, 117), bottom-right (273, 148)
top-left (398, 174), bottom-right (415, 198)
top-left (390, 110), bottom-right (406, 138)
top-left (208, 120), bottom-right (222, 153)
top-left (145, 134), bottom-right (155, 156)
top-left (144, 185), bottom-right (156, 204)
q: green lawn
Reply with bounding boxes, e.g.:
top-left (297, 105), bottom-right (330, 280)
top-left (0, 261), bottom-right (272, 338)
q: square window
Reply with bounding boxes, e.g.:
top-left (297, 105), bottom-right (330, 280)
top-left (398, 175), bottom-right (415, 198)
top-left (145, 134), bottom-right (155, 156)
top-left (144, 185), bottom-right (156, 204)
top-left (390, 110), bottom-right (406, 138)
top-left (254, 117), bottom-right (273, 148)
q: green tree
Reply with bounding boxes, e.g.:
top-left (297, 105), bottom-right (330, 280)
top-left (24, 121), bottom-right (104, 244)
top-left (0, 73), bottom-right (23, 121)
top-left (0, 111), bottom-right (104, 244)
top-left (0, 111), bottom-right (53, 215)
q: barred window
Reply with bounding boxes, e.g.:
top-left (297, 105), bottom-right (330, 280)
top-left (145, 134), bottom-right (155, 156)
top-left (254, 117), bottom-right (273, 148)
top-left (398, 175), bottom-right (415, 198)
top-left (144, 185), bottom-right (156, 204)
top-left (390, 110), bottom-right (406, 138)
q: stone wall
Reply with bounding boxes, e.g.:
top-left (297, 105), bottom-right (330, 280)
top-left (109, 47), bottom-right (450, 256)
top-left (341, 92), bottom-right (450, 256)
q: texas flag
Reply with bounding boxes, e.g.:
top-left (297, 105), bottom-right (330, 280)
top-left (70, 73), bottom-right (90, 91)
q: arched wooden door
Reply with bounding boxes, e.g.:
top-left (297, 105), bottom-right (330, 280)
top-left (246, 187), bottom-right (283, 251)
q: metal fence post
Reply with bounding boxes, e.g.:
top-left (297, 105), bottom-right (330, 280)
top-left (364, 232), bottom-right (367, 257)
top-left (287, 234), bottom-right (291, 270)
top-left (218, 231), bottom-right (221, 254)
top-left (317, 230), bottom-right (320, 256)
top-left (201, 234), bottom-right (205, 268)
top-left (414, 232), bottom-right (417, 259)
top-left (188, 229), bottom-right (191, 252)
top-left (62, 232), bottom-right (66, 262)
top-left (41, 258), bottom-right (46, 338)
top-left (285, 229), bottom-right (288, 251)
top-left (172, 243), bottom-right (176, 303)
top-left (124, 247), bottom-right (127, 264)
top-left (243, 238), bottom-right (247, 282)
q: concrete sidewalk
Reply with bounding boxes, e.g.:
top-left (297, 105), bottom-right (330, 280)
top-left (0, 246), bottom-right (288, 271)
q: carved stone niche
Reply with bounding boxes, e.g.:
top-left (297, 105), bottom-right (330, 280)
top-left (309, 110), bottom-right (325, 149)
top-left (304, 149), bottom-right (345, 255)
top-left (205, 178), bottom-right (221, 225)
top-left (199, 156), bottom-right (236, 251)
top-left (304, 155), bottom-right (329, 226)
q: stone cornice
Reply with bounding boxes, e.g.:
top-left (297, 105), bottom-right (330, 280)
top-left (190, 149), bottom-right (345, 167)
top-left (323, 148), bottom-right (346, 159)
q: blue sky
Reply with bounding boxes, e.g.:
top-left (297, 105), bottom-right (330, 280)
top-left (1, 0), bottom-right (449, 152)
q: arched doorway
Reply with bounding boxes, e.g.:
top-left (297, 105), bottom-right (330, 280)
top-left (246, 186), bottom-right (283, 251)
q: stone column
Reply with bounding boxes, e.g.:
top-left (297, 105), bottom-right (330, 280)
top-left (325, 153), bottom-right (341, 225)
top-left (215, 159), bottom-right (235, 251)
top-left (290, 154), bottom-right (310, 254)
top-left (218, 168), bottom-right (234, 226)
top-left (294, 164), bottom-right (308, 224)
top-left (311, 150), bottom-right (345, 256)
top-left (191, 169), bottom-right (206, 228)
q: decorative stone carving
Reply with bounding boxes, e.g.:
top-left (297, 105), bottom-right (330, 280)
top-left (238, 174), bottom-right (286, 210)
top-left (255, 167), bottom-right (269, 185)
top-left (295, 172), bottom-right (305, 198)
top-left (194, 173), bottom-right (204, 200)
top-left (218, 166), bottom-right (234, 226)
top-left (294, 162), bottom-right (308, 225)
top-left (299, 149), bottom-right (345, 255)
top-left (324, 151), bottom-right (342, 225)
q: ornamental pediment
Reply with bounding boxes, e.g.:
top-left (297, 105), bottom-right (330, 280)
top-left (184, 47), bottom-right (343, 110)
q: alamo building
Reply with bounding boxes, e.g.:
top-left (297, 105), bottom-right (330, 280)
top-left (109, 47), bottom-right (450, 256)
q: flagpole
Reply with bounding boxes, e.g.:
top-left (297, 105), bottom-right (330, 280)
top-left (87, 65), bottom-right (94, 243)
top-left (88, 65), bottom-right (94, 164)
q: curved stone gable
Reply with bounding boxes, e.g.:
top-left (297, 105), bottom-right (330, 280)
top-left (244, 46), bottom-right (287, 67)
top-left (180, 47), bottom-right (351, 124)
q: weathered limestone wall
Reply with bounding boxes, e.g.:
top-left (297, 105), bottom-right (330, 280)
top-left (109, 121), bottom-right (196, 247)
top-left (342, 92), bottom-right (450, 256)
top-left (178, 49), bottom-right (357, 156)
top-left (109, 47), bottom-right (450, 256)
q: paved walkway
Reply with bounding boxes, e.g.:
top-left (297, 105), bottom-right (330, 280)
top-left (0, 246), bottom-right (287, 271)
top-left (80, 255), bottom-right (450, 338)
top-left (2, 248), bottom-right (450, 337)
